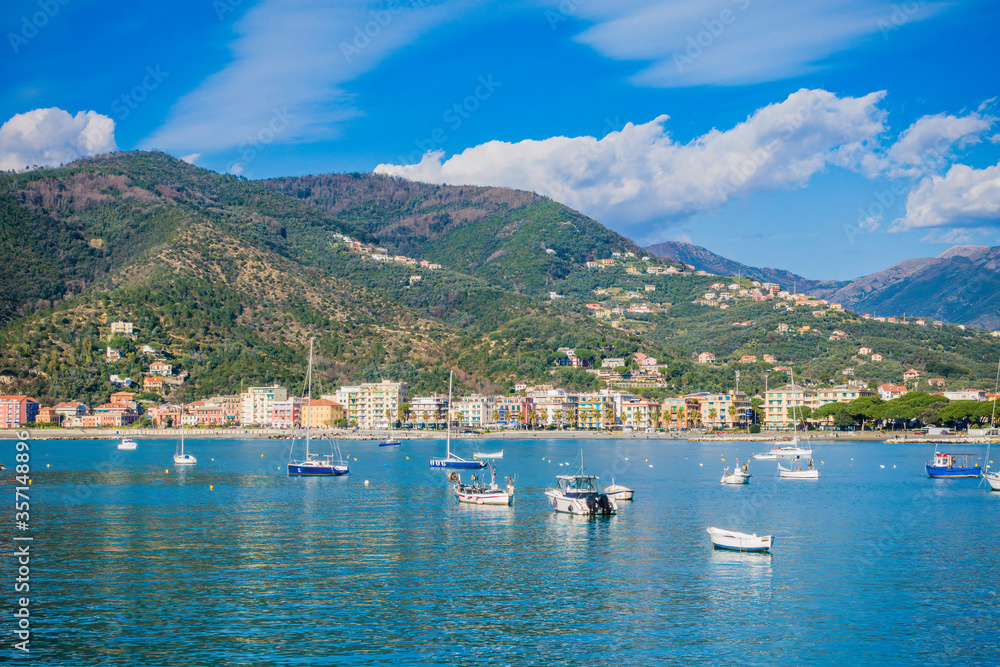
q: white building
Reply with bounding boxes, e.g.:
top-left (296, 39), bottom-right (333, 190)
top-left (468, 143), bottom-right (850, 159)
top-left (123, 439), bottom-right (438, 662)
top-left (454, 394), bottom-right (496, 429)
top-left (240, 385), bottom-right (289, 426)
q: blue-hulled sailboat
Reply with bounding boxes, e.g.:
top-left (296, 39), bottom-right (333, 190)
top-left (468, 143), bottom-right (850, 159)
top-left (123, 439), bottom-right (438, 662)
top-left (429, 371), bottom-right (486, 470)
top-left (288, 338), bottom-right (349, 477)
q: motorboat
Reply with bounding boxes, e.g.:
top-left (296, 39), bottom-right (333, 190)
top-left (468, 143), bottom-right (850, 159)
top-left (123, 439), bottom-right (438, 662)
top-left (429, 372), bottom-right (486, 469)
top-left (707, 527), bottom-right (773, 552)
top-left (451, 466), bottom-right (513, 506)
top-left (985, 469), bottom-right (1000, 491)
top-left (604, 479), bottom-right (634, 501)
top-left (721, 458), bottom-right (750, 484)
top-left (925, 452), bottom-right (980, 478)
top-left (778, 457), bottom-right (819, 479)
top-left (118, 438), bottom-right (138, 450)
top-left (545, 456), bottom-right (617, 516)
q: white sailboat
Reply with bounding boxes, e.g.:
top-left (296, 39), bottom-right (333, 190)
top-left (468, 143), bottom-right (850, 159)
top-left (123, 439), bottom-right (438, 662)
top-left (983, 357), bottom-right (1000, 491)
top-left (429, 371), bottom-right (486, 469)
top-left (173, 422), bottom-right (196, 465)
top-left (288, 338), bottom-right (349, 476)
top-left (777, 370), bottom-right (818, 479)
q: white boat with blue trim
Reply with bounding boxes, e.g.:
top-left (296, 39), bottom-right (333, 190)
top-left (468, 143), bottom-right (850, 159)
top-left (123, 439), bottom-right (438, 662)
top-left (287, 338), bottom-right (349, 477)
top-left (707, 526), bottom-right (773, 552)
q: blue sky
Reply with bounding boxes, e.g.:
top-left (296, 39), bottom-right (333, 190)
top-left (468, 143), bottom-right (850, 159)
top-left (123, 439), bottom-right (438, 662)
top-left (2, 0), bottom-right (998, 280)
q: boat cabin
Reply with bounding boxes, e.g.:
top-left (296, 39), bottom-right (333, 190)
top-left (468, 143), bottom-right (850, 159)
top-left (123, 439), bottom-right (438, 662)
top-left (555, 474), bottom-right (600, 497)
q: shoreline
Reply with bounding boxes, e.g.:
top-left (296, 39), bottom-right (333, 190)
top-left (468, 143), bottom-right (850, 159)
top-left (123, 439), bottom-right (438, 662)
top-left (4, 427), bottom-right (994, 444)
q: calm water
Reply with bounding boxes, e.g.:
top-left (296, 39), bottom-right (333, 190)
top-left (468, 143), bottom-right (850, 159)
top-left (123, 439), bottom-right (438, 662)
top-left (5, 436), bottom-right (999, 665)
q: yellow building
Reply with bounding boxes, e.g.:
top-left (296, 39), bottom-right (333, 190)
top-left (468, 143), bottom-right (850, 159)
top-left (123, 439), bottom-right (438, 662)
top-left (301, 398), bottom-right (345, 428)
top-left (577, 394), bottom-right (616, 430)
top-left (764, 384), bottom-right (818, 428)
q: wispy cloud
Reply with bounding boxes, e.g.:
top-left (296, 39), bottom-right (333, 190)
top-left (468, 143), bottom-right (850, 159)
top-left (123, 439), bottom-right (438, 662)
top-left (566, 0), bottom-right (942, 87)
top-left (142, 0), bottom-right (465, 161)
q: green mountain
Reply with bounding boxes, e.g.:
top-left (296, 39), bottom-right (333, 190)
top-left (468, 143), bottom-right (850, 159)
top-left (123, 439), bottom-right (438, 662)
top-left (2, 151), bottom-right (999, 411)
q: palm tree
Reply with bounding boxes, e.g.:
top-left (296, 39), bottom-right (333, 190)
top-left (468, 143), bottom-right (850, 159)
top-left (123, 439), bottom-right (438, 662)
top-left (676, 407), bottom-right (685, 429)
top-left (708, 408), bottom-right (718, 426)
top-left (421, 410), bottom-right (429, 429)
top-left (727, 405), bottom-right (737, 429)
top-left (554, 408), bottom-right (563, 429)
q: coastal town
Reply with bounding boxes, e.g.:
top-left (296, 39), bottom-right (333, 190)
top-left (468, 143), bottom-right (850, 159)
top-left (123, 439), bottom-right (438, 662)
top-left (3, 316), bottom-right (997, 434)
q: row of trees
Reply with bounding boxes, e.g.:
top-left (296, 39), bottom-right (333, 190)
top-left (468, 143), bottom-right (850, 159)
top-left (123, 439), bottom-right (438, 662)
top-left (797, 392), bottom-right (999, 430)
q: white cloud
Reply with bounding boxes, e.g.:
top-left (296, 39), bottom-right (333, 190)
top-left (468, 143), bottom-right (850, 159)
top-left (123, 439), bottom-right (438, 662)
top-left (142, 0), bottom-right (464, 160)
top-left (376, 88), bottom-right (887, 227)
top-left (885, 112), bottom-right (995, 176)
top-left (565, 0), bottom-right (939, 88)
top-left (0, 108), bottom-right (116, 172)
top-left (180, 153), bottom-right (201, 165)
top-left (892, 162), bottom-right (1000, 231)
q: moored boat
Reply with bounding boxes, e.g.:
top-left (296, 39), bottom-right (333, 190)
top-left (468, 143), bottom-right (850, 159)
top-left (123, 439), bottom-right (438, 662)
top-left (604, 479), bottom-right (634, 501)
top-left (707, 526), bottom-right (773, 552)
top-left (926, 452), bottom-right (980, 478)
top-left (721, 459), bottom-right (750, 484)
top-left (451, 466), bottom-right (513, 506)
top-left (118, 438), bottom-right (138, 450)
top-left (473, 450), bottom-right (503, 459)
top-left (287, 339), bottom-right (349, 477)
top-left (429, 372), bottom-right (487, 470)
top-left (777, 457), bottom-right (819, 479)
top-left (545, 454), bottom-right (617, 515)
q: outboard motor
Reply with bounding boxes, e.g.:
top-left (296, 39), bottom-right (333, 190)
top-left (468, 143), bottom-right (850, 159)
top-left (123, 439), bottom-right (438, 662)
top-left (597, 494), bottom-right (613, 515)
top-left (585, 494), bottom-right (598, 513)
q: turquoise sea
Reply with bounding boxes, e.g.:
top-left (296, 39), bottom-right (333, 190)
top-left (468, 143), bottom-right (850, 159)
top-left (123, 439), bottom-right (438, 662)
top-left (5, 437), bottom-right (999, 665)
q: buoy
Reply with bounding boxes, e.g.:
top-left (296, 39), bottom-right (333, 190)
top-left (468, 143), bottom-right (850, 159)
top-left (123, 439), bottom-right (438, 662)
top-left (210, 485), bottom-right (214, 490)
top-left (721, 458), bottom-right (725, 462)
top-left (648, 464), bottom-right (653, 468)
top-left (212, 458), bottom-right (214, 461)
top-left (46, 464), bottom-right (50, 468)
top-left (880, 464), bottom-right (885, 468)
top-left (699, 463), bottom-right (703, 467)
top-left (406, 456), bottom-right (409, 460)
top-left (625, 457), bottom-right (629, 461)
top-left (364, 480), bottom-right (369, 487)
top-left (261, 454), bottom-right (264, 457)
top-left (165, 469), bottom-right (169, 473)
top-left (353, 457), bottom-right (357, 461)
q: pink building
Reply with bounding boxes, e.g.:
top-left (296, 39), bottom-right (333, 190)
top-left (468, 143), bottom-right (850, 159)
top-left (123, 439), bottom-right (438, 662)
top-left (0, 396), bottom-right (40, 428)
top-left (271, 397), bottom-right (306, 428)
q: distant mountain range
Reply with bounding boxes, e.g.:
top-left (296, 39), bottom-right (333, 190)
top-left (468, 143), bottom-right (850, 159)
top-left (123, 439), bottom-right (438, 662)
top-left (647, 241), bottom-right (1000, 330)
top-left (644, 240), bottom-right (833, 292)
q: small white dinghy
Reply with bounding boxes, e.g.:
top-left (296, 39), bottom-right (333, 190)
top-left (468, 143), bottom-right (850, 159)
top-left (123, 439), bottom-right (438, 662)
top-left (604, 479), bottom-right (634, 501)
top-left (473, 450), bottom-right (503, 460)
top-left (707, 527), bottom-right (773, 552)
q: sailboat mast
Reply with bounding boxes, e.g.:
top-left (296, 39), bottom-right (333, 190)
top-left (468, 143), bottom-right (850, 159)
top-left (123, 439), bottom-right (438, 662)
top-left (988, 356), bottom-right (1000, 470)
top-left (446, 371), bottom-right (453, 458)
top-left (305, 337), bottom-right (314, 459)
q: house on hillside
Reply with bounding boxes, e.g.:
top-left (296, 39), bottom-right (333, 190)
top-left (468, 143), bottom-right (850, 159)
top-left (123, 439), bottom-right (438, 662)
top-left (859, 347), bottom-right (872, 355)
top-left (740, 355), bottom-right (758, 363)
top-left (927, 378), bottom-right (946, 387)
top-left (903, 369), bottom-right (921, 382)
top-left (871, 354), bottom-right (884, 362)
top-left (149, 361), bottom-right (172, 376)
top-left (698, 352), bottom-right (716, 364)
top-left (763, 354), bottom-right (777, 363)
top-left (878, 383), bottom-right (908, 401)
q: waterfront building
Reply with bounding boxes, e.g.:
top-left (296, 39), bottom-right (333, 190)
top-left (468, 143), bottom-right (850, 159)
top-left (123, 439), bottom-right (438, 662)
top-left (240, 385), bottom-right (289, 426)
top-left (764, 385), bottom-right (818, 428)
